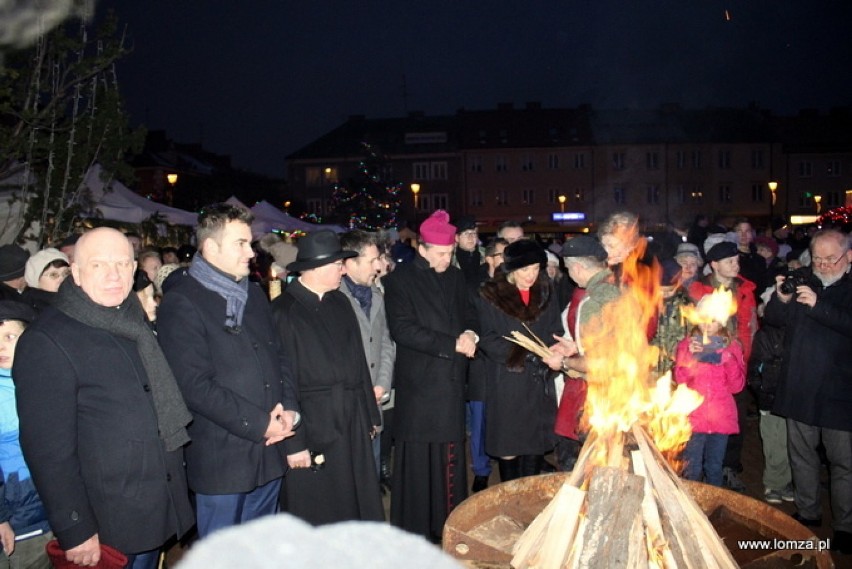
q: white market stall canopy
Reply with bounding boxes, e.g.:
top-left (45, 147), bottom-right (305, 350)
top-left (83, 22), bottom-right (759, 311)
top-left (82, 164), bottom-right (198, 226)
top-left (225, 196), bottom-right (345, 238)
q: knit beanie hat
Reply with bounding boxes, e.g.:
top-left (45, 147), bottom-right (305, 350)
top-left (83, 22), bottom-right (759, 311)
top-left (419, 210), bottom-right (456, 246)
top-left (0, 244), bottom-right (29, 282)
top-left (24, 248), bottom-right (69, 288)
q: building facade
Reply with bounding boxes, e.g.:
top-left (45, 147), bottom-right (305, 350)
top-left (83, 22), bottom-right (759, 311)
top-left (285, 104), bottom-right (852, 232)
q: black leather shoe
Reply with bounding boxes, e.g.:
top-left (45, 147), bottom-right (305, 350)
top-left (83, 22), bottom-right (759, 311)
top-left (471, 475), bottom-right (489, 493)
top-left (380, 459), bottom-right (392, 491)
top-left (791, 512), bottom-right (822, 528)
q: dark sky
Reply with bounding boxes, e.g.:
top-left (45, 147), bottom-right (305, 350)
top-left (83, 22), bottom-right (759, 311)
top-left (98, 1), bottom-right (852, 178)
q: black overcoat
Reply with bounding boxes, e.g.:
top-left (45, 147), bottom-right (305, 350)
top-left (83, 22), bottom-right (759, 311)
top-left (764, 269), bottom-right (852, 431)
top-left (273, 280), bottom-right (383, 524)
top-left (13, 308), bottom-right (194, 554)
top-left (476, 273), bottom-right (561, 456)
top-left (157, 275), bottom-right (299, 495)
top-left (383, 255), bottom-right (478, 443)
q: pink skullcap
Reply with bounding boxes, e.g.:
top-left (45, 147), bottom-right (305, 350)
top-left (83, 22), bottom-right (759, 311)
top-left (419, 210), bottom-right (457, 245)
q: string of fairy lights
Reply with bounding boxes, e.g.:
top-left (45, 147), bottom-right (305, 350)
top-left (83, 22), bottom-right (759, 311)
top-left (299, 142), bottom-right (402, 231)
top-left (817, 205), bottom-right (852, 229)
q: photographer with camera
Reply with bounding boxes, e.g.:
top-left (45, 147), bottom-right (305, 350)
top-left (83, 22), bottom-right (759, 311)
top-left (764, 228), bottom-right (852, 555)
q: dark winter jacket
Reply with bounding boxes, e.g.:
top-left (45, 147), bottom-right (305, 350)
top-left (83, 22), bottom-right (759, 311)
top-left (476, 272), bottom-right (561, 456)
top-left (747, 323), bottom-right (785, 410)
top-left (157, 274), bottom-right (300, 495)
top-left (764, 268), bottom-right (852, 430)
top-left (383, 254), bottom-right (478, 443)
top-left (13, 307), bottom-right (194, 553)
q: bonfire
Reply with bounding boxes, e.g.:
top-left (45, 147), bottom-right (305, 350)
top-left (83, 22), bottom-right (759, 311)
top-left (510, 239), bottom-right (740, 569)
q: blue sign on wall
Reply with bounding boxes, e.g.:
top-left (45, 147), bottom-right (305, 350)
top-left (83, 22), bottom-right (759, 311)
top-left (552, 212), bottom-right (586, 222)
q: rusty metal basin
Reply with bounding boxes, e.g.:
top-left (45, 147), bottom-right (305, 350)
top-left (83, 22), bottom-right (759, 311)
top-left (443, 472), bottom-right (834, 568)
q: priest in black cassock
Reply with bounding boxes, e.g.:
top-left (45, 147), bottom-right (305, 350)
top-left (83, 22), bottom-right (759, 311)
top-left (384, 210), bottom-right (479, 542)
top-left (273, 231), bottom-right (384, 525)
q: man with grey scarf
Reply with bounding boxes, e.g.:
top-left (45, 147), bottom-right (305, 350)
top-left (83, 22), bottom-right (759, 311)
top-left (157, 203), bottom-right (301, 539)
top-left (14, 228), bottom-right (194, 569)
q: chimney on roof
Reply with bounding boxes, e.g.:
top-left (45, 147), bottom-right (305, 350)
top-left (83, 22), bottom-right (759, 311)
top-left (408, 111), bottom-right (424, 118)
top-left (525, 101), bottom-right (542, 110)
top-left (497, 102), bottom-right (514, 111)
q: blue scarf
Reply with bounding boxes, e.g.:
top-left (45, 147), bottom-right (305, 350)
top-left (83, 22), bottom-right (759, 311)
top-left (343, 275), bottom-right (372, 318)
top-left (188, 253), bottom-right (249, 330)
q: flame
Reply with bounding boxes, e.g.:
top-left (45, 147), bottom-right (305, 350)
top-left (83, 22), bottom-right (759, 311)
top-left (680, 286), bottom-right (736, 328)
top-left (580, 238), bottom-right (702, 471)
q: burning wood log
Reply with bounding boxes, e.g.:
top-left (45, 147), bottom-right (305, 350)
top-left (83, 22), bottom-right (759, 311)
top-left (510, 425), bottom-right (739, 569)
top-left (577, 466), bottom-right (645, 568)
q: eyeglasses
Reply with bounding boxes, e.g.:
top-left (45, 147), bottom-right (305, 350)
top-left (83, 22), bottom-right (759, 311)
top-left (812, 255), bottom-right (845, 267)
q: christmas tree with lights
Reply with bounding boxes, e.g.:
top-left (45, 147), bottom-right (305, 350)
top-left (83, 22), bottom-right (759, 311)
top-left (329, 143), bottom-right (402, 230)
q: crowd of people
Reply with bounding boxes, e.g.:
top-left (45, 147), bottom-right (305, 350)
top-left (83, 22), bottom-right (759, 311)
top-left (0, 203), bottom-right (849, 567)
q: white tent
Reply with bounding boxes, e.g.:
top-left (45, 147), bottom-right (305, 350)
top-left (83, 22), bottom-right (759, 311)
top-left (0, 164), bottom-right (37, 246)
top-left (223, 196), bottom-right (345, 238)
top-left (251, 200), bottom-right (320, 233)
top-left (253, 201), bottom-right (345, 234)
top-left (82, 164), bottom-right (198, 226)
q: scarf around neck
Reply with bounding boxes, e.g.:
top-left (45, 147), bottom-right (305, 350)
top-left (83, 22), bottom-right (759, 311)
top-left (54, 279), bottom-right (192, 451)
top-left (188, 253), bottom-right (249, 330)
top-left (343, 275), bottom-right (372, 318)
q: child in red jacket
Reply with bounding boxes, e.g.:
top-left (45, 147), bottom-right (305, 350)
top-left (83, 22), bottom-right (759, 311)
top-left (674, 313), bottom-right (745, 486)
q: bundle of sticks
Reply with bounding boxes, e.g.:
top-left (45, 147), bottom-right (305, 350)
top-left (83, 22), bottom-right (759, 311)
top-left (504, 324), bottom-right (554, 359)
top-left (511, 425), bottom-right (738, 569)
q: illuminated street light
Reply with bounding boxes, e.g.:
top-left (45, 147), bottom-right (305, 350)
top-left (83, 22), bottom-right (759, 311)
top-left (767, 181), bottom-right (778, 225)
top-left (814, 194), bottom-right (822, 214)
top-left (166, 173), bottom-right (178, 206)
top-left (411, 183), bottom-right (420, 210)
top-left (558, 194), bottom-right (567, 213)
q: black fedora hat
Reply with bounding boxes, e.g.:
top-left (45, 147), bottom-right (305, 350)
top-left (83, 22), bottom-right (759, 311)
top-left (287, 230), bottom-right (357, 272)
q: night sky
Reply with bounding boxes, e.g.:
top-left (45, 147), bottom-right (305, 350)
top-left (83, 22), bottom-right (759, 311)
top-left (98, 1), bottom-right (852, 178)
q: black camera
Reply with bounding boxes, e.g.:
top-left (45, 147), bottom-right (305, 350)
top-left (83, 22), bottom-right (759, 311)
top-left (779, 270), bottom-right (810, 295)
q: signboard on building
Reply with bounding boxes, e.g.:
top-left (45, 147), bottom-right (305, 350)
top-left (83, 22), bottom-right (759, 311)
top-left (404, 132), bottom-right (448, 144)
top-left (552, 212), bottom-right (586, 222)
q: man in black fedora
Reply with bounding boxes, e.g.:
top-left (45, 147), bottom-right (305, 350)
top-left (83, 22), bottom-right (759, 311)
top-left (157, 203), bottom-right (301, 538)
top-left (273, 230), bottom-right (385, 524)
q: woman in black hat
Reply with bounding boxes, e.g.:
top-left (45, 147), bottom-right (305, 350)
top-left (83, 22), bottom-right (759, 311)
top-left (474, 240), bottom-right (564, 482)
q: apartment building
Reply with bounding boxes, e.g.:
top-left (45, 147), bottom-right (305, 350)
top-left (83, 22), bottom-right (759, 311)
top-left (285, 103), bottom-right (852, 232)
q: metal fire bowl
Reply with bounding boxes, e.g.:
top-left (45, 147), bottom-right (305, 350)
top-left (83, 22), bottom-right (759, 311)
top-left (442, 472), bottom-right (834, 568)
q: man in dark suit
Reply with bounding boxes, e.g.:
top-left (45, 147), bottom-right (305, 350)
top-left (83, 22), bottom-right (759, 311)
top-left (14, 228), bottom-right (194, 568)
top-left (157, 203), bottom-right (300, 538)
top-left (384, 210), bottom-right (479, 542)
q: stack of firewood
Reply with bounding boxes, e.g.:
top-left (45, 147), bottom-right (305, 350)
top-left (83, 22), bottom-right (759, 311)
top-left (511, 425), bottom-right (738, 569)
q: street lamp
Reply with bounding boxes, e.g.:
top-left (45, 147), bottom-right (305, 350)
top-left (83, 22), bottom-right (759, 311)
top-left (813, 194), bottom-right (822, 214)
top-left (767, 181), bottom-right (778, 226)
top-left (410, 183), bottom-right (420, 210)
top-left (558, 194), bottom-right (567, 213)
top-left (166, 173), bottom-right (178, 206)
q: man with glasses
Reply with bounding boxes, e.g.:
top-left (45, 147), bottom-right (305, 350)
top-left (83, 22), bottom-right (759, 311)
top-left (273, 230), bottom-right (384, 524)
top-left (764, 229), bottom-right (852, 555)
